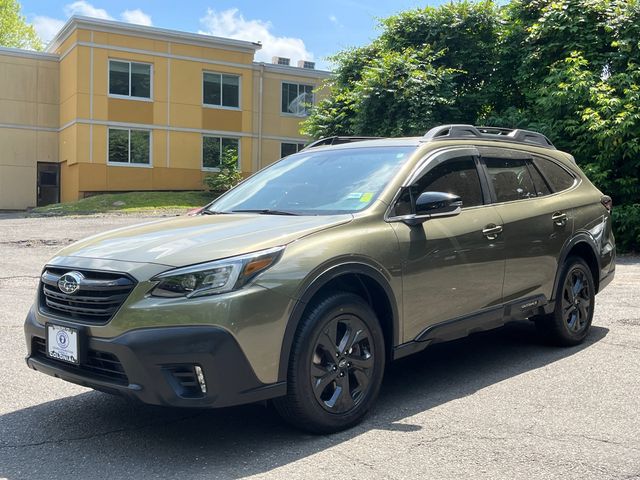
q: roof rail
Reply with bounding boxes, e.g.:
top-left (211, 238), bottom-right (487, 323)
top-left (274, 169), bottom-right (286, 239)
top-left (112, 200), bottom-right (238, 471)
top-left (423, 124), bottom-right (555, 149)
top-left (302, 136), bottom-right (382, 150)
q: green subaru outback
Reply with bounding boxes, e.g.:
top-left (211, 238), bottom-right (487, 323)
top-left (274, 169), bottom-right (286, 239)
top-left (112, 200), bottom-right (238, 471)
top-left (25, 125), bottom-right (615, 433)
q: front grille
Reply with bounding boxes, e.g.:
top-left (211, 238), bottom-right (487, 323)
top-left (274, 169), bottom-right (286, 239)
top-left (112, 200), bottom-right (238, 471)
top-left (32, 337), bottom-right (129, 385)
top-left (39, 267), bottom-right (136, 324)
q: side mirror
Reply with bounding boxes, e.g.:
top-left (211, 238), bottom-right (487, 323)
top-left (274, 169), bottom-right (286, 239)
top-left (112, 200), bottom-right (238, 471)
top-left (402, 191), bottom-right (462, 226)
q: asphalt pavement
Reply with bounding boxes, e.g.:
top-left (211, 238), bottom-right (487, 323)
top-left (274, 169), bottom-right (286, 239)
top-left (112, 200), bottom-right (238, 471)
top-left (0, 213), bottom-right (638, 479)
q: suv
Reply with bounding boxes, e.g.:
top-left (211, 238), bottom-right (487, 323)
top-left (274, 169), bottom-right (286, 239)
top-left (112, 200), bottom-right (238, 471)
top-left (24, 125), bottom-right (615, 433)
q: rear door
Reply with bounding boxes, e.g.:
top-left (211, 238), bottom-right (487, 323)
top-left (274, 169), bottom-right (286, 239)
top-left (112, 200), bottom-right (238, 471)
top-left (389, 147), bottom-right (506, 342)
top-left (479, 147), bottom-right (575, 303)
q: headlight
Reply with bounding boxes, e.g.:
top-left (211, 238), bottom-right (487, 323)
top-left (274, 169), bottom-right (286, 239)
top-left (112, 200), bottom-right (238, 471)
top-left (149, 246), bottom-right (285, 298)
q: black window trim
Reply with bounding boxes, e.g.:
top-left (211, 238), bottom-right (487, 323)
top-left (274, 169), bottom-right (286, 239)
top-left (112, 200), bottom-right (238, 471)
top-left (386, 146), bottom-right (490, 222)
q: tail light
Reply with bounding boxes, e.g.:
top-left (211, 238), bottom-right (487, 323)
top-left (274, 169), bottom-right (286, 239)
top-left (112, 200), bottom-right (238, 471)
top-left (601, 195), bottom-right (612, 212)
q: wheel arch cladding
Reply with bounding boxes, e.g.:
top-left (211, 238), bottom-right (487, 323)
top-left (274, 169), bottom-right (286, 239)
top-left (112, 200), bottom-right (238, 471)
top-left (278, 263), bottom-right (399, 382)
top-left (555, 236), bottom-right (601, 298)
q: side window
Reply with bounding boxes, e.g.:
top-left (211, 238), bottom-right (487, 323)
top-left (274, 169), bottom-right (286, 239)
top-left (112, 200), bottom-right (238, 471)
top-left (485, 157), bottom-right (537, 202)
top-left (526, 162), bottom-right (552, 196)
top-left (532, 157), bottom-right (576, 192)
top-left (394, 156), bottom-right (483, 216)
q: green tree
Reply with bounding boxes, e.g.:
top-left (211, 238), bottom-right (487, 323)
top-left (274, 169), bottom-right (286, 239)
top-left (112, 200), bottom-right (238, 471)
top-left (303, 0), bottom-right (500, 138)
top-left (0, 0), bottom-right (43, 50)
top-left (305, 0), bottom-right (640, 250)
top-left (203, 148), bottom-right (242, 193)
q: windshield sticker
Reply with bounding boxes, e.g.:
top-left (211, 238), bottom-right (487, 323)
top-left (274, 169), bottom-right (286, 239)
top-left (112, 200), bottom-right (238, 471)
top-left (360, 192), bottom-right (373, 203)
top-left (346, 192), bottom-right (363, 199)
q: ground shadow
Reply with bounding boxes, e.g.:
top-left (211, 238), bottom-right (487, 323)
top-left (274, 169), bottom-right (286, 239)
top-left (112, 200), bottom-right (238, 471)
top-left (0, 322), bottom-right (609, 479)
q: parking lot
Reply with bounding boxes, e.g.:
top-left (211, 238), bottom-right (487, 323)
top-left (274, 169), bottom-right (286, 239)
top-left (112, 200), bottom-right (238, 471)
top-left (0, 213), bottom-right (639, 480)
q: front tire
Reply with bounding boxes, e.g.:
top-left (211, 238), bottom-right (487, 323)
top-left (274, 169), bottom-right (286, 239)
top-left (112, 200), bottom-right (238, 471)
top-left (536, 256), bottom-right (595, 346)
top-left (274, 292), bottom-right (386, 434)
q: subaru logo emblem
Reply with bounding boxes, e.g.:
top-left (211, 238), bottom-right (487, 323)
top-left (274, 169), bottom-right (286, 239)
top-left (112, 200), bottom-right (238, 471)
top-left (58, 271), bottom-right (84, 295)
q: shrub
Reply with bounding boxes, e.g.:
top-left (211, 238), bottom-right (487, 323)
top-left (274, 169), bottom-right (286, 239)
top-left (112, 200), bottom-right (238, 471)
top-left (612, 204), bottom-right (640, 253)
top-left (203, 149), bottom-right (242, 194)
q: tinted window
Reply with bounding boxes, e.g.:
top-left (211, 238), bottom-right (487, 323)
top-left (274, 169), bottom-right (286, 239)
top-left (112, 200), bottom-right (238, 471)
top-left (203, 136), bottom-right (239, 169)
top-left (527, 162), bottom-right (552, 196)
top-left (108, 128), bottom-right (150, 165)
top-left (280, 142), bottom-right (305, 158)
top-left (485, 158), bottom-right (537, 202)
top-left (108, 60), bottom-right (151, 99)
top-left (203, 73), bottom-right (240, 108)
top-left (281, 82), bottom-right (313, 115)
top-left (394, 156), bottom-right (483, 216)
top-left (533, 157), bottom-right (576, 192)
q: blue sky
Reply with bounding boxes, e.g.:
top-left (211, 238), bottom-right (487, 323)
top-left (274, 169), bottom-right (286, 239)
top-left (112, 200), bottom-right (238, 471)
top-left (20, 0), bottom-right (445, 69)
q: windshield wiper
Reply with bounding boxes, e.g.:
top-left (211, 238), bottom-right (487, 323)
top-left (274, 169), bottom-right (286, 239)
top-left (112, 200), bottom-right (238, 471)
top-left (201, 209), bottom-right (229, 215)
top-left (231, 209), bottom-right (299, 216)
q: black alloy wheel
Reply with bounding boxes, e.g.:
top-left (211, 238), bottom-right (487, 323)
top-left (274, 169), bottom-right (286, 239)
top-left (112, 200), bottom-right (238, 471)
top-left (310, 314), bottom-right (374, 414)
top-left (562, 267), bottom-right (591, 334)
top-left (273, 292), bottom-right (386, 434)
top-left (535, 256), bottom-right (595, 346)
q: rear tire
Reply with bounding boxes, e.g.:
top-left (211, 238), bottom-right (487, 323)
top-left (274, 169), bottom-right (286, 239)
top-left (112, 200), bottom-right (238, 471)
top-left (535, 256), bottom-right (595, 346)
top-left (273, 292), bottom-right (385, 434)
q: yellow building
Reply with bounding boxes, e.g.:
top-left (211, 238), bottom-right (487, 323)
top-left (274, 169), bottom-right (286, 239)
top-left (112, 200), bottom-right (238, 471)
top-left (0, 16), bottom-right (330, 209)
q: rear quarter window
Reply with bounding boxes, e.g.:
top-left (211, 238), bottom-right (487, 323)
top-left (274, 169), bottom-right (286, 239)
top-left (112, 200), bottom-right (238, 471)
top-left (532, 157), bottom-right (576, 192)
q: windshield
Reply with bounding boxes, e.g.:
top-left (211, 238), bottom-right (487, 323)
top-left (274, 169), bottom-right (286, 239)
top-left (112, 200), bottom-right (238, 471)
top-left (208, 146), bottom-right (415, 215)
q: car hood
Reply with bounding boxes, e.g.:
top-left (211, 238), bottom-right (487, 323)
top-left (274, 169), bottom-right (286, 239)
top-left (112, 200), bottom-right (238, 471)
top-left (55, 214), bottom-right (353, 267)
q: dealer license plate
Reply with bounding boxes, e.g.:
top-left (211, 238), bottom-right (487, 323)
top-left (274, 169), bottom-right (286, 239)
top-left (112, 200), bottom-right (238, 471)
top-left (46, 324), bottom-right (79, 364)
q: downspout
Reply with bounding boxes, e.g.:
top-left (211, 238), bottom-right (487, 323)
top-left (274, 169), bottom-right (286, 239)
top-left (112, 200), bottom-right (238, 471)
top-left (258, 63), bottom-right (264, 170)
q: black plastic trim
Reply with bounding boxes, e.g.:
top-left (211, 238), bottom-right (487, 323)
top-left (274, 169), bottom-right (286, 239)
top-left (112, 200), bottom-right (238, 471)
top-left (393, 294), bottom-right (548, 360)
top-left (24, 309), bottom-right (285, 408)
top-left (278, 260), bottom-right (400, 381)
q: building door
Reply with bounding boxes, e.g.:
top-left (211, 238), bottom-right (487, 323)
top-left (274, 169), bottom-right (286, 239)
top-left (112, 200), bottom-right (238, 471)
top-left (37, 162), bottom-right (60, 206)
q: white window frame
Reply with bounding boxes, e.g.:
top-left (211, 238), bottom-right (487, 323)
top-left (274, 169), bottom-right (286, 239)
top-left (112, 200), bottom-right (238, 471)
top-left (108, 59), bottom-right (154, 102)
top-left (202, 71), bottom-right (242, 111)
top-left (280, 81), bottom-right (314, 117)
top-left (201, 134), bottom-right (241, 172)
top-left (107, 127), bottom-right (153, 168)
top-left (280, 142), bottom-right (306, 157)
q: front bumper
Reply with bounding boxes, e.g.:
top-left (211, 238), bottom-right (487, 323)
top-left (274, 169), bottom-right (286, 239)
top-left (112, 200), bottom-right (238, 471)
top-left (24, 309), bottom-right (285, 408)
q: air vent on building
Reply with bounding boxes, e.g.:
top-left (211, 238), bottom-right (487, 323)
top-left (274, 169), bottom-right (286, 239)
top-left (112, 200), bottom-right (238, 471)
top-left (272, 56), bottom-right (290, 66)
top-left (298, 60), bottom-right (316, 69)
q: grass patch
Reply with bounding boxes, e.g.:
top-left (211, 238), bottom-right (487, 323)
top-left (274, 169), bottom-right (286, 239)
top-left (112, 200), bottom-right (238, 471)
top-left (32, 191), bottom-right (215, 215)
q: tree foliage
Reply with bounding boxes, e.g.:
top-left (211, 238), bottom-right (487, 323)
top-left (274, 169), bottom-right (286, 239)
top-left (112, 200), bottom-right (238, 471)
top-left (304, 0), bottom-right (640, 251)
top-left (203, 148), bottom-right (242, 193)
top-left (0, 0), bottom-right (43, 50)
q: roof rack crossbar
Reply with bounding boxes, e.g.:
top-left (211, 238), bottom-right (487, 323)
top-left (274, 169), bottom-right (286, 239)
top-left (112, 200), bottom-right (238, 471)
top-left (423, 124), bottom-right (555, 149)
top-left (302, 136), bottom-right (382, 151)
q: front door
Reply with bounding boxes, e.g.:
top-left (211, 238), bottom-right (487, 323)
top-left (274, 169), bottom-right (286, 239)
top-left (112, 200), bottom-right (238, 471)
top-left (389, 148), bottom-right (506, 342)
top-left (37, 162), bottom-right (60, 206)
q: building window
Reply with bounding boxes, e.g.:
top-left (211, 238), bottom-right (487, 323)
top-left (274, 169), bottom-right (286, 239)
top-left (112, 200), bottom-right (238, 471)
top-left (108, 128), bottom-right (151, 165)
top-left (281, 142), bottom-right (306, 158)
top-left (203, 72), bottom-right (240, 108)
top-left (281, 82), bottom-right (314, 116)
top-left (203, 136), bottom-right (240, 170)
top-left (108, 60), bottom-right (152, 99)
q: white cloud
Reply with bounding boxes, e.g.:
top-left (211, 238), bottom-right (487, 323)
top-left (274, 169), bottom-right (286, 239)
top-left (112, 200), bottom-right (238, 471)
top-left (64, 1), bottom-right (113, 20)
top-left (121, 9), bottom-right (152, 26)
top-left (32, 16), bottom-right (65, 43)
top-left (199, 8), bottom-right (314, 65)
top-left (31, 2), bottom-right (154, 44)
